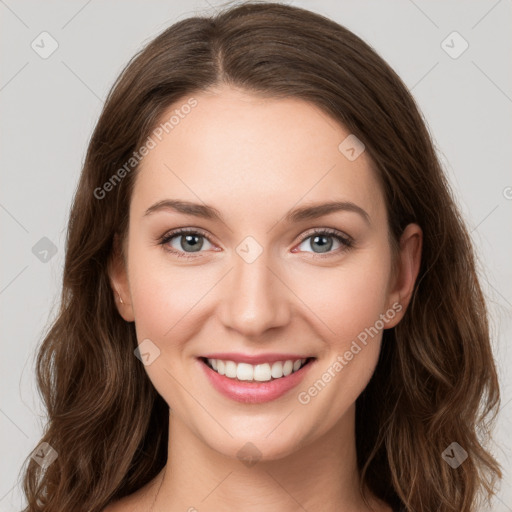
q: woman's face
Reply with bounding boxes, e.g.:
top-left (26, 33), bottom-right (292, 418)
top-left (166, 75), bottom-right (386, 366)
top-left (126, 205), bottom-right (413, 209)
top-left (110, 85), bottom-right (421, 461)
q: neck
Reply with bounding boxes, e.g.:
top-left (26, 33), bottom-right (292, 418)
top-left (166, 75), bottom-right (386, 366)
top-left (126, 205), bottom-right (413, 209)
top-left (150, 404), bottom-right (386, 512)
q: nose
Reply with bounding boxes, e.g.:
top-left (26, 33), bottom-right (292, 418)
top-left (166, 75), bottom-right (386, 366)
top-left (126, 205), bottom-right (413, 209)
top-left (217, 250), bottom-right (291, 338)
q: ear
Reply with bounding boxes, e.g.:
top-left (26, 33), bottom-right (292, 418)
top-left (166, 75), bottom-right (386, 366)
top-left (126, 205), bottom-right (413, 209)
top-left (384, 223), bottom-right (422, 328)
top-left (108, 233), bottom-right (135, 322)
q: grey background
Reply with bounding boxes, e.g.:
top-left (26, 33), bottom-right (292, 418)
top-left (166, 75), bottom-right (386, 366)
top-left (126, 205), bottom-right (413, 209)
top-left (1, 0), bottom-right (511, 510)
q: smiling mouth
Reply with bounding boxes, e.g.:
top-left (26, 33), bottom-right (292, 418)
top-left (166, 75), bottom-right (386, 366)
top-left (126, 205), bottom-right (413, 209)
top-left (199, 357), bottom-right (315, 382)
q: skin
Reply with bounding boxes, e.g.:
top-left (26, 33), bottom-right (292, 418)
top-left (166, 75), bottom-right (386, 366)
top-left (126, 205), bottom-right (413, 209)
top-left (107, 85), bottom-right (422, 512)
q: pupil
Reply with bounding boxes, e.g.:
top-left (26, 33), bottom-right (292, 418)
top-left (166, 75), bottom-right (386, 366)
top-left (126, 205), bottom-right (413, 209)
top-left (181, 234), bottom-right (203, 252)
top-left (312, 235), bottom-right (332, 253)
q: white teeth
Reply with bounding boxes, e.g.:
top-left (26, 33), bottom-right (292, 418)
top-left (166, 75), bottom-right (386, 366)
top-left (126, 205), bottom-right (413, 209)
top-left (282, 360), bottom-right (293, 376)
top-left (271, 361), bottom-right (283, 378)
top-left (206, 358), bottom-right (307, 382)
top-left (236, 363), bottom-right (254, 381)
top-left (225, 361), bottom-right (237, 379)
top-left (253, 363), bottom-right (272, 381)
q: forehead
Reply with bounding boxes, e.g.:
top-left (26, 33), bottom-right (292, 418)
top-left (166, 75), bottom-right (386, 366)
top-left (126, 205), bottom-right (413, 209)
top-left (131, 86), bottom-right (385, 225)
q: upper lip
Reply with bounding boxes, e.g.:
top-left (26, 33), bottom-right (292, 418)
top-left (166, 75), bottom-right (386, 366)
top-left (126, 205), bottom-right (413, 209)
top-left (200, 352), bottom-right (314, 365)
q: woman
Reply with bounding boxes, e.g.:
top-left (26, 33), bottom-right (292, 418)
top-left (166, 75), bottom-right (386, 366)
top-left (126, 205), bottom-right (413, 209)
top-left (21, 2), bottom-right (502, 511)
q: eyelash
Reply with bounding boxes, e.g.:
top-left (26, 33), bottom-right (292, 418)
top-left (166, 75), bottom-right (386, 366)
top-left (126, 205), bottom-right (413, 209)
top-left (157, 227), bottom-right (354, 260)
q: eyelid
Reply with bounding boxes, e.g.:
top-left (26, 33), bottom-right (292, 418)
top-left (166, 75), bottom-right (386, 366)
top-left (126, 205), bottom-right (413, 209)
top-left (297, 227), bottom-right (352, 244)
top-left (157, 227), bottom-right (218, 254)
top-left (157, 226), bottom-right (353, 258)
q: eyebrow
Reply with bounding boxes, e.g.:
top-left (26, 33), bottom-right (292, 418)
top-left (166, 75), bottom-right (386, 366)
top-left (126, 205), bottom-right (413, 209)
top-left (143, 199), bottom-right (370, 225)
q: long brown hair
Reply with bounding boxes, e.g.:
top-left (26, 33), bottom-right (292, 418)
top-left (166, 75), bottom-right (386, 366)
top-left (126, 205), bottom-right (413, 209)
top-left (20, 2), bottom-right (502, 511)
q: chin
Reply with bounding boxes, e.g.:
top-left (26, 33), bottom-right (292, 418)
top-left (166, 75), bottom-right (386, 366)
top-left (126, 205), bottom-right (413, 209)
top-left (203, 426), bottom-right (312, 465)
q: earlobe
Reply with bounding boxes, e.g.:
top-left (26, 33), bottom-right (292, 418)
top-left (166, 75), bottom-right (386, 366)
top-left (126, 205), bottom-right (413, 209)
top-left (108, 234), bottom-right (135, 322)
top-left (385, 223), bottom-right (423, 329)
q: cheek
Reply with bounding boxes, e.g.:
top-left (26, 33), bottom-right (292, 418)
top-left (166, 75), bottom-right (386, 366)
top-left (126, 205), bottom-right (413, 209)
top-left (126, 253), bottom-right (206, 410)
top-left (291, 243), bottom-right (393, 351)
top-left (292, 244), bottom-right (392, 418)
top-left (127, 239), bottom-right (209, 339)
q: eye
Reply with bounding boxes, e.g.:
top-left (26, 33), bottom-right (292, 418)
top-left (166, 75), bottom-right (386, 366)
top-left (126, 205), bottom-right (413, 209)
top-left (158, 228), bottom-right (215, 259)
top-left (157, 227), bottom-right (354, 260)
top-left (294, 228), bottom-right (353, 257)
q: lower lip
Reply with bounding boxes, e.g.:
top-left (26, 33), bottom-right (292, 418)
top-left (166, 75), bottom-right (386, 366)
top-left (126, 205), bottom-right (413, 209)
top-left (198, 358), bottom-right (314, 404)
